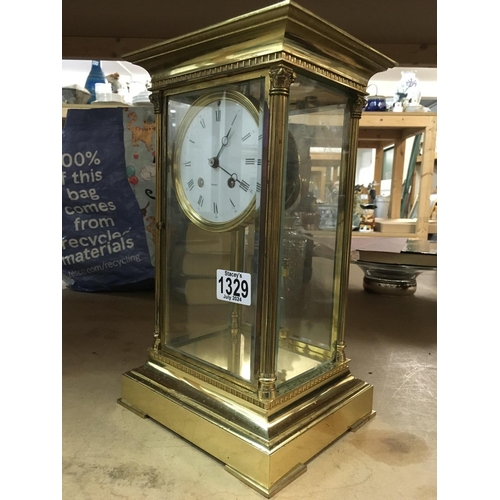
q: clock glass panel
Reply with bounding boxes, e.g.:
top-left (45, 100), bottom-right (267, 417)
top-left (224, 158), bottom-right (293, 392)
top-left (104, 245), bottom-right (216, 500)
top-left (164, 79), bottom-right (266, 386)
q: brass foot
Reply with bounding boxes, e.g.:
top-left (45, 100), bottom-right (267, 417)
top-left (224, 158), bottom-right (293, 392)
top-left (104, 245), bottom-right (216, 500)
top-left (225, 463), bottom-right (307, 498)
top-left (117, 398), bottom-right (148, 418)
top-left (349, 409), bottom-right (376, 432)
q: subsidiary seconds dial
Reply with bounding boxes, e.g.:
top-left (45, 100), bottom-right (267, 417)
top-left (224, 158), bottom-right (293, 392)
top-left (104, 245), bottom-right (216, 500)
top-left (173, 90), bottom-right (262, 232)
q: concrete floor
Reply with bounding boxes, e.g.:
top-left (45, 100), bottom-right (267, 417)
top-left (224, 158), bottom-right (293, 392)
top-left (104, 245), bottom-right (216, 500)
top-left (62, 264), bottom-right (437, 500)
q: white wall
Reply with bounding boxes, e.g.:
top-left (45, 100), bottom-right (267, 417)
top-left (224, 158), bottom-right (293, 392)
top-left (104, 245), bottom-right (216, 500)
top-left (367, 67), bottom-right (437, 101)
top-left (62, 60), bottom-right (151, 90)
top-left (62, 62), bottom-right (437, 101)
top-left (355, 149), bottom-right (376, 186)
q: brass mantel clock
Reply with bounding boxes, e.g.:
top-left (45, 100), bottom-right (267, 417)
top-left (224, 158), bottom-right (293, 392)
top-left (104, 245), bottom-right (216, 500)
top-left (118, 1), bottom-right (395, 497)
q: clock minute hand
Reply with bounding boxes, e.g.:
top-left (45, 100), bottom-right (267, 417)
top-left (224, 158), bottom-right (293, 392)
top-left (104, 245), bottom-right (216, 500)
top-left (215, 126), bottom-right (232, 159)
top-left (209, 124), bottom-right (235, 172)
top-left (215, 111), bottom-right (239, 159)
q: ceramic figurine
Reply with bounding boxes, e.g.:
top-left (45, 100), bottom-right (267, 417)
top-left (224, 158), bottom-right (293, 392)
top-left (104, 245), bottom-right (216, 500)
top-left (106, 72), bottom-right (123, 93)
top-left (359, 204), bottom-right (377, 232)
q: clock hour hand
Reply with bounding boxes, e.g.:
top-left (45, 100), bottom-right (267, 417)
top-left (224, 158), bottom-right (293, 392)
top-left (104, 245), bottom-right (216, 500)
top-left (226, 173), bottom-right (239, 189)
top-left (208, 157), bottom-right (239, 189)
top-left (218, 164), bottom-right (240, 188)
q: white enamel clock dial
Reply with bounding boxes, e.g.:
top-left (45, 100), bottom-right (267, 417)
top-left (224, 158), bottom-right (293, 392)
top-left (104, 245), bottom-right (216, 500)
top-left (173, 90), bottom-right (262, 232)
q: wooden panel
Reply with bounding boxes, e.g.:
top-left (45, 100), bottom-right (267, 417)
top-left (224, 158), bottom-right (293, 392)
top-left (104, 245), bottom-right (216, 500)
top-left (367, 43), bottom-right (437, 68)
top-left (358, 129), bottom-right (403, 141)
top-left (358, 140), bottom-right (393, 150)
top-left (62, 40), bottom-right (436, 68)
top-left (415, 121), bottom-right (437, 238)
top-left (373, 147), bottom-right (384, 195)
top-left (62, 36), bottom-right (165, 60)
top-left (309, 152), bottom-right (341, 161)
top-left (388, 138), bottom-right (406, 219)
top-left (360, 112), bottom-right (436, 129)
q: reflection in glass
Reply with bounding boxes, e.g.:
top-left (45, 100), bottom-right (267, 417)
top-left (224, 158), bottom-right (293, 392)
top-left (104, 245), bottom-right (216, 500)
top-left (276, 74), bottom-right (349, 385)
top-left (161, 74), bottom-right (352, 389)
top-left (164, 79), bottom-right (266, 384)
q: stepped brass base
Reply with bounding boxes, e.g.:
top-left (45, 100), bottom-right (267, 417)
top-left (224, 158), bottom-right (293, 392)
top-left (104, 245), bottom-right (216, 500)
top-left (118, 360), bottom-right (374, 497)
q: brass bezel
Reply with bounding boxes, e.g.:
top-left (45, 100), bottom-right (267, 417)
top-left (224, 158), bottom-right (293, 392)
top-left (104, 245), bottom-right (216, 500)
top-left (172, 89), bottom-right (261, 233)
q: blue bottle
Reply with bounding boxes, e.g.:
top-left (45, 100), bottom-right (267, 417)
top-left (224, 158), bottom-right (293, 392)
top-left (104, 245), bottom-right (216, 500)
top-left (84, 60), bottom-right (106, 103)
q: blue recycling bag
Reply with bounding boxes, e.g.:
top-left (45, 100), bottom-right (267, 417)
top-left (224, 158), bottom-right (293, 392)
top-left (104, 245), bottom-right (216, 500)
top-left (62, 107), bottom-right (156, 292)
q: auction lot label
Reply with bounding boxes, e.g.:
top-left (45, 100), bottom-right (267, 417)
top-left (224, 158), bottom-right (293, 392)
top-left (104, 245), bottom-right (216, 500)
top-left (216, 269), bottom-right (251, 306)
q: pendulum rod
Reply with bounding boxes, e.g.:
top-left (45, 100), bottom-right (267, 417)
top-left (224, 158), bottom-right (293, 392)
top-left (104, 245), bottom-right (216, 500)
top-left (229, 227), bottom-right (245, 373)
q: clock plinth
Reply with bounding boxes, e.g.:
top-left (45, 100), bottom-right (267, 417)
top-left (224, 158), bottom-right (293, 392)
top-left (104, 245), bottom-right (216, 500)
top-left (120, 1), bottom-right (395, 496)
top-left (119, 352), bottom-right (374, 498)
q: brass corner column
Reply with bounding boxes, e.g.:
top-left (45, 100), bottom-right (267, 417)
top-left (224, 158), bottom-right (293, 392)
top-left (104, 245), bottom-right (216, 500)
top-left (149, 90), bottom-right (166, 352)
top-left (257, 64), bottom-right (296, 400)
top-left (333, 94), bottom-right (366, 364)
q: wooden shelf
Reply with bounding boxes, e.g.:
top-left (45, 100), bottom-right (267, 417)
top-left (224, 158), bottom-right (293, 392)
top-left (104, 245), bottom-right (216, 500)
top-left (357, 112), bottom-right (437, 240)
top-left (351, 231), bottom-right (419, 238)
top-left (62, 102), bottom-right (130, 119)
